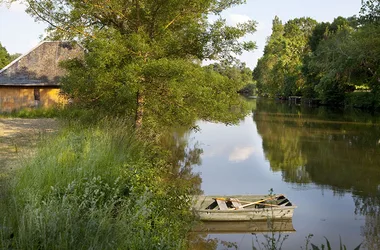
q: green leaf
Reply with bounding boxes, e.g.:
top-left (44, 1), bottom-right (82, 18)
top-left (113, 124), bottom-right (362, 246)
top-left (324, 237), bottom-right (332, 250)
top-left (311, 243), bottom-right (321, 250)
top-left (353, 243), bottom-right (362, 250)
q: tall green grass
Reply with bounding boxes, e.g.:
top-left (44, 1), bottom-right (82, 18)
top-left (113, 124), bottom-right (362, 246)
top-left (0, 107), bottom-right (62, 118)
top-left (0, 119), bottom-right (194, 249)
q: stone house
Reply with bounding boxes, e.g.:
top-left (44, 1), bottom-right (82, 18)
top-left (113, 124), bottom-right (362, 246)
top-left (0, 41), bottom-right (83, 112)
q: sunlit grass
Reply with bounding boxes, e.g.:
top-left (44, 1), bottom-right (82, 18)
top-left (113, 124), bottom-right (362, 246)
top-left (0, 107), bottom-right (61, 118)
top-left (0, 119), bottom-right (193, 249)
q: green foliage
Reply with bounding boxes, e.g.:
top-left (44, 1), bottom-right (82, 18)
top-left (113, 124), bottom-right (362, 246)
top-left (205, 61), bottom-right (256, 95)
top-left (0, 42), bottom-right (11, 69)
top-left (0, 107), bottom-right (62, 118)
top-left (60, 38), bottom-right (252, 133)
top-left (255, 9), bottom-right (380, 109)
top-left (0, 3), bottom-right (257, 247)
top-left (205, 61), bottom-right (254, 88)
top-left (308, 22), bottom-right (330, 52)
top-left (20, 0), bottom-right (258, 130)
top-left (305, 16), bottom-right (380, 107)
top-left (0, 119), bottom-right (195, 249)
top-left (239, 83), bottom-right (256, 96)
top-left (9, 53), bottom-right (21, 61)
top-left (345, 92), bottom-right (375, 109)
top-left (11, 0), bottom-right (256, 60)
top-left (253, 17), bottom-right (317, 97)
top-left (360, 0), bottom-right (380, 24)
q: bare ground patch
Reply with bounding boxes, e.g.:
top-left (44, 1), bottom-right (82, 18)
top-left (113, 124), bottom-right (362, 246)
top-left (0, 118), bottom-right (60, 177)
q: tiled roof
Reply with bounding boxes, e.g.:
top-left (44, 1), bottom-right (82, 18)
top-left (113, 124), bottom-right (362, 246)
top-left (0, 41), bottom-right (83, 86)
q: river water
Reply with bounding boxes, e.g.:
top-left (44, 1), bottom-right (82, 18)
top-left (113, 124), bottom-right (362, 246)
top-left (189, 99), bottom-right (380, 249)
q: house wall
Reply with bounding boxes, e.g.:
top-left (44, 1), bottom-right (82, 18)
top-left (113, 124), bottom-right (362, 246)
top-left (0, 41), bottom-right (83, 113)
top-left (0, 87), bottom-right (66, 112)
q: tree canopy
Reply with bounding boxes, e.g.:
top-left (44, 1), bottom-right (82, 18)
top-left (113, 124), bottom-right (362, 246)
top-left (360, 0), bottom-right (380, 23)
top-left (254, 1), bottom-right (380, 109)
top-left (0, 42), bottom-right (21, 69)
top-left (0, 42), bottom-right (11, 69)
top-left (253, 16), bottom-right (317, 97)
top-left (3, 0), bottom-right (256, 62)
top-left (2, 0), bottom-right (256, 131)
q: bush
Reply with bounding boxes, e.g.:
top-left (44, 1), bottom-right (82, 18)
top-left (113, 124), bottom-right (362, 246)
top-left (345, 92), bottom-right (375, 109)
top-left (0, 119), bottom-right (194, 249)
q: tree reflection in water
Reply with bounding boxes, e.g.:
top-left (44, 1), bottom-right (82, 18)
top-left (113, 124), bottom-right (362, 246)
top-left (254, 99), bottom-right (380, 248)
top-left (138, 93), bottom-right (254, 197)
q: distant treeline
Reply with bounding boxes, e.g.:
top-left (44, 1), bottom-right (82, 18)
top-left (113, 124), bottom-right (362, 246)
top-left (253, 0), bottom-right (380, 109)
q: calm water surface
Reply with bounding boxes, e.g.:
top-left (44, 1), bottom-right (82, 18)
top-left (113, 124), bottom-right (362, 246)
top-left (189, 99), bottom-right (380, 250)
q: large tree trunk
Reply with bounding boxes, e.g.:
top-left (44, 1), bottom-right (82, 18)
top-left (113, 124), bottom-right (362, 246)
top-left (135, 90), bottom-right (144, 129)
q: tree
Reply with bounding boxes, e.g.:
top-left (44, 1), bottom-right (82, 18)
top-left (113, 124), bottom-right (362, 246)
top-left (303, 15), bottom-right (380, 107)
top-left (9, 53), bottom-right (22, 61)
top-left (252, 16), bottom-right (285, 97)
top-left (360, 0), bottom-right (380, 23)
top-left (281, 17), bottom-right (317, 96)
top-left (307, 25), bottom-right (355, 105)
top-left (205, 61), bottom-right (253, 87)
top-left (3, 0), bottom-right (256, 129)
top-left (0, 42), bottom-right (11, 69)
top-left (253, 17), bottom-right (316, 97)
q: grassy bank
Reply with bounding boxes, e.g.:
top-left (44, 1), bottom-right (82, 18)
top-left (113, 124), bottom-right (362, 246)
top-left (0, 119), bottom-right (194, 249)
top-left (0, 107), bottom-right (63, 119)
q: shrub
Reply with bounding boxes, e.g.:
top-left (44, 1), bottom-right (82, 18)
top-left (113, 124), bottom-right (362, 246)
top-left (345, 92), bottom-right (375, 109)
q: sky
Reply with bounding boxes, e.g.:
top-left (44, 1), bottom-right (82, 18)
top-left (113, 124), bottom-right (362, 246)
top-left (0, 0), bottom-right (363, 69)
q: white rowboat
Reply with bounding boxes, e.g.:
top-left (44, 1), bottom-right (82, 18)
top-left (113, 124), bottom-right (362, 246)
top-left (192, 194), bottom-right (296, 222)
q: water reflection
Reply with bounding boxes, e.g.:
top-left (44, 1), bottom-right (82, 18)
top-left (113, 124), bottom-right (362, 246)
top-left (187, 99), bottom-right (380, 249)
top-left (228, 146), bottom-right (257, 162)
top-left (190, 220), bottom-right (295, 250)
top-left (193, 220), bottom-right (295, 234)
top-left (157, 126), bottom-right (204, 194)
top-left (254, 100), bottom-right (380, 249)
top-left (142, 92), bottom-right (254, 196)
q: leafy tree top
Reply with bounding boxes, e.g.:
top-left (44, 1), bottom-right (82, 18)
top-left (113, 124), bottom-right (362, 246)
top-left (0, 42), bottom-right (11, 69)
top-left (361, 0), bottom-right (380, 24)
top-left (3, 0), bottom-right (256, 63)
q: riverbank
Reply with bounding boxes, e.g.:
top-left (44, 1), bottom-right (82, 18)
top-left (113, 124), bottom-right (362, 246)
top-left (0, 118), bottom-right (194, 249)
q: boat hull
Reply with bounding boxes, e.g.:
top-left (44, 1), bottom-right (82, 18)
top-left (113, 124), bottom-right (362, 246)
top-left (193, 195), bottom-right (296, 222)
top-left (195, 206), bottom-right (296, 221)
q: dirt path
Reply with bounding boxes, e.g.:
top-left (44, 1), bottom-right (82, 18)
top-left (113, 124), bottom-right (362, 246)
top-left (0, 118), bottom-right (60, 177)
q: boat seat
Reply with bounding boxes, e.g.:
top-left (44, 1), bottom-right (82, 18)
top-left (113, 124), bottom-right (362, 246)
top-left (229, 198), bottom-right (243, 209)
top-left (215, 199), bottom-right (228, 210)
top-left (278, 198), bottom-right (290, 206)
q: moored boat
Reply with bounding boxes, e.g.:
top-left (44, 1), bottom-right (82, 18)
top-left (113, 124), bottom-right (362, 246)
top-left (192, 194), bottom-right (296, 221)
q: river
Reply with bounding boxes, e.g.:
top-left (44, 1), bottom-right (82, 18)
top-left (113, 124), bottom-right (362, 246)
top-left (189, 99), bottom-right (380, 249)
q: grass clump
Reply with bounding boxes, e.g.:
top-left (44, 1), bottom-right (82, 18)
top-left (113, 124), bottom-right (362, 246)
top-left (0, 119), bottom-right (194, 249)
top-left (0, 107), bottom-right (62, 118)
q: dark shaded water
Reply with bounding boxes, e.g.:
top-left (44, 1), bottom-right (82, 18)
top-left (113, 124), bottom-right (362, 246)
top-left (189, 99), bottom-right (380, 249)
